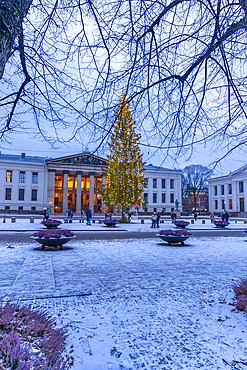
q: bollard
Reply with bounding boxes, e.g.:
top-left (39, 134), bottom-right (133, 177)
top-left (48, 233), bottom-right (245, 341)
top-left (191, 219), bottom-right (194, 224)
top-left (141, 219), bottom-right (144, 224)
top-left (11, 217), bottom-right (16, 223)
top-left (30, 217), bottom-right (34, 223)
top-left (202, 220), bottom-right (205, 224)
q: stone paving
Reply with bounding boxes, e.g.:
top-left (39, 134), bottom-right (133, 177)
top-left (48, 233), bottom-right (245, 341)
top-left (0, 232), bottom-right (247, 369)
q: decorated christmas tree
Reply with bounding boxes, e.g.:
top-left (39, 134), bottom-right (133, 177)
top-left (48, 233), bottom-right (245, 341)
top-left (102, 91), bottom-right (145, 219)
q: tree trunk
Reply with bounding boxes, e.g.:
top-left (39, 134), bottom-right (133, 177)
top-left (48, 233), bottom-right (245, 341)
top-left (0, 0), bottom-right (33, 79)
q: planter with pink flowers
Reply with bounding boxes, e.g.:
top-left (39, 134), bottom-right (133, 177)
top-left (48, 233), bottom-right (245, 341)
top-left (157, 229), bottom-right (192, 246)
top-left (214, 220), bottom-right (230, 228)
top-left (41, 219), bottom-right (62, 229)
top-left (31, 230), bottom-right (75, 250)
top-left (173, 220), bottom-right (190, 228)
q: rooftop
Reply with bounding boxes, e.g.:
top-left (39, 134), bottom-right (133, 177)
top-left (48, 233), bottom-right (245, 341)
top-left (0, 152), bottom-right (47, 164)
top-left (144, 164), bottom-right (182, 172)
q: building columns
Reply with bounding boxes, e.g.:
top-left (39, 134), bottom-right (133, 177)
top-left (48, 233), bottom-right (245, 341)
top-left (76, 171), bottom-right (83, 214)
top-left (47, 169), bottom-right (56, 212)
top-left (62, 170), bottom-right (70, 213)
top-left (89, 172), bottom-right (95, 212)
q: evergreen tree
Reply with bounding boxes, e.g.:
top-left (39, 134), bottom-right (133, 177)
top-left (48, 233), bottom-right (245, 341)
top-left (102, 91), bottom-right (144, 219)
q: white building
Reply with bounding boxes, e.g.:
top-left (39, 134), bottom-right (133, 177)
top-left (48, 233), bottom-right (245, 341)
top-left (0, 152), bottom-right (182, 214)
top-left (142, 164), bottom-right (182, 213)
top-left (208, 164), bottom-right (247, 216)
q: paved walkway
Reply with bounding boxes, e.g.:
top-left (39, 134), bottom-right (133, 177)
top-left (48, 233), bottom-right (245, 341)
top-left (1, 232), bottom-right (247, 369)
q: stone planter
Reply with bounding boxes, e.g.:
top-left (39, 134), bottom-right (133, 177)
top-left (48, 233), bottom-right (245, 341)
top-left (157, 234), bottom-right (190, 246)
top-left (31, 236), bottom-right (76, 250)
top-left (31, 230), bottom-right (75, 250)
top-left (214, 221), bottom-right (230, 228)
top-left (103, 219), bottom-right (119, 227)
top-left (41, 219), bottom-right (62, 229)
top-left (157, 229), bottom-right (192, 246)
top-left (173, 220), bottom-right (190, 228)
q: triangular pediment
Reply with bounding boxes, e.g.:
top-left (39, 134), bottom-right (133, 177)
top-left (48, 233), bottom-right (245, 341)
top-left (46, 152), bottom-right (108, 166)
top-left (230, 163), bottom-right (247, 176)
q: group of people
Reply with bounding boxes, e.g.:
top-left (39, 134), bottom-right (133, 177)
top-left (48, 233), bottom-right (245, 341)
top-left (210, 210), bottom-right (229, 223)
top-left (150, 212), bottom-right (161, 228)
top-left (66, 209), bottom-right (73, 221)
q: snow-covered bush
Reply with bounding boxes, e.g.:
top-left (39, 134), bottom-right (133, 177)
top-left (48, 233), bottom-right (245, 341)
top-left (0, 302), bottom-right (73, 369)
top-left (233, 279), bottom-right (247, 312)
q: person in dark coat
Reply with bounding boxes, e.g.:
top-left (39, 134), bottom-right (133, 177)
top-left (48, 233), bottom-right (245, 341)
top-left (224, 210), bottom-right (229, 222)
top-left (86, 209), bottom-right (92, 225)
top-left (171, 212), bottom-right (174, 223)
top-left (156, 212), bottom-right (161, 228)
top-left (194, 211), bottom-right (198, 221)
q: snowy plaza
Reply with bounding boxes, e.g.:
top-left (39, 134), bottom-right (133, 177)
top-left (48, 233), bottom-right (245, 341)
top-left (0, 218), bottom-right (247, 369)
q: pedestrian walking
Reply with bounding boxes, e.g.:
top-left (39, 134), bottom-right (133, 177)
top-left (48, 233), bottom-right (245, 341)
top-left (171, 212), bottom-right (174, 223)
top-left (210, 212), bottom-right (214, 223)
top-left (151, 212), bottom-right (157, 228)
top-left (86, 209), bottom-right (92, 225)
top-left (224, 210), bottom-right (229, 222)
top-left (194, 211), bottom-right (198, 221)
top-left (105, 212), bottom-right (108, 219)
top-left (45, 207), bottom-right (50, 220)
top-left (156, 212), bottom-right (161, 228)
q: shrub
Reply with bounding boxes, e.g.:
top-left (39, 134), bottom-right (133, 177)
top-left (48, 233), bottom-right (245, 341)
top-left (233, 278), bottom-right (247, 312)
top-left (0, 302), bottom-right (72, 369)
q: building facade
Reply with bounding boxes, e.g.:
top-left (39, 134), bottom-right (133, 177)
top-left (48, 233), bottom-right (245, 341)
top-left (142, 164), bottom-right (182, 213)
top-left (208, 164), bottom-right (247, 215)
top-left (0, 152), bottom-right (182, 214)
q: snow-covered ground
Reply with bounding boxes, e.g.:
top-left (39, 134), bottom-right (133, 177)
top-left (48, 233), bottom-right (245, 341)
top-left (0, 217), bottom-right (247, 231)
top-left (1, 232), bottom-right (247, 369)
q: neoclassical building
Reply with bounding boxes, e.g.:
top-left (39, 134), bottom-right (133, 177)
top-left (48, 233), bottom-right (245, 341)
top-left (0, 151), bottom-right (182, 214)
top-left (208, 163), bottom-right (247, 215)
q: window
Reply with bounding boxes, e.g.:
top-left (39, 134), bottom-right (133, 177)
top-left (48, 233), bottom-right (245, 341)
top-left (18, 206), bottom-right (23, 211)
top-left (153, 179), bottom-right (157, 188)
top-left (221, 199), bottom-right (225, 209)
top-left (221, 185), bottom-right (224, 195)
top-left (19, 171), bottom-right (25, 183)
top-left (31, 189), bottom-right (37, 201)
top-left (163, 208), bottom-right (166, 212)
top-left (18, 189), bottom-right (25, 201)
top-left (170, 179), bottom-right (174, 189)
top-left (153, 193), bottom-right (157, 203)
top-left (239, 181), bottom-right (244, 193)
top-left (162, 193), bottom-right (166, 203)
top-left (228, 184), bottom-right (232, 195)
top-left (32, 172), bottom-right (38, 184)
top-left (144, 193), bottom-right (148, 202)
top-left (215, 199), bottom-right (218, 209)
top-left (170, 193), bottom-right (174, 203)
top-left (5, 206), bottom-right (10, 210)
top-left (229, 199), bottom-right (232, 209)
top-left (162, 179), bottom-right (166, 189)
top-left (6, 170), bottom-right (12, 182)
top-left (31, 206), bottom-right (36, 211)
top-left (214, 186), bottom-right (217, 196)
top-left (153, 207), bottom-right (157, 212)
top-left (5, 188), bottom-right (11, 200)
top-left (144, 178), bottom-right (148, 188)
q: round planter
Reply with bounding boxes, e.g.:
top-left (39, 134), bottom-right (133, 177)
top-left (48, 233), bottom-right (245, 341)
top-left (173, 221), bottom-right (189, 229)
top-left (42, 221), bottom-right (61, 229)
top-left (157, 234), bottom-right (190, 246)
top-left (31, 236), bottom-right (76, 249)
top-left (214, 221), bottom-right (230, 228)
top-left (103, 221), bottom-right (119, 227)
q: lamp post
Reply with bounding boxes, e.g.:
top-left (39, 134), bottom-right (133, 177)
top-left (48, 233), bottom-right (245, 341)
top-left (50, 201), bottom-right (52, 214)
